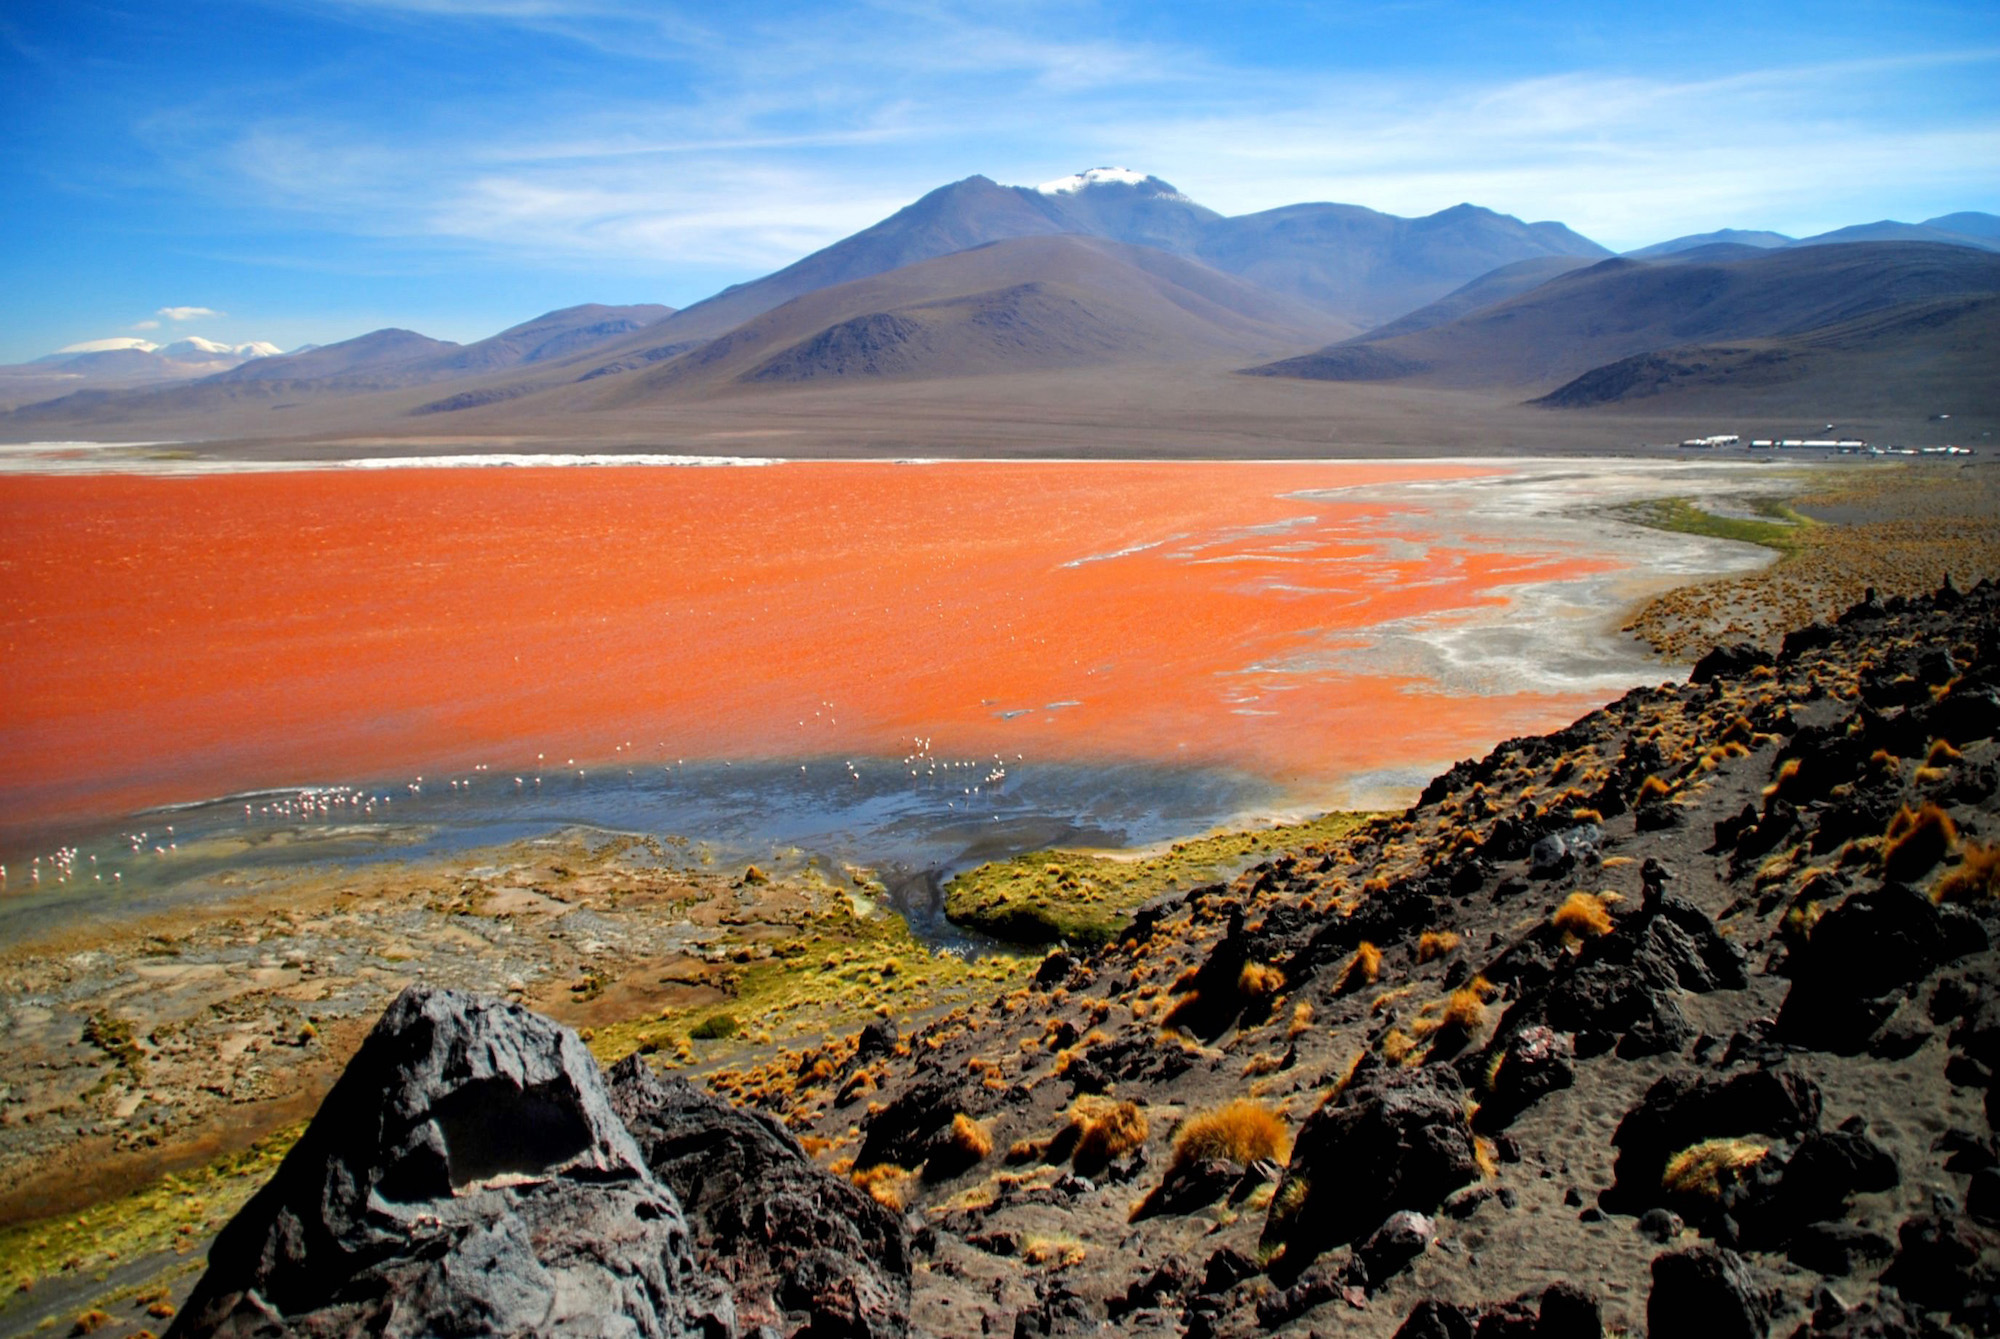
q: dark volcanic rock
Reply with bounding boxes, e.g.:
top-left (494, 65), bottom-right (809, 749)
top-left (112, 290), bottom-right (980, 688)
top-left (608, 1056), bottom-right (910, 1338)
top-left (1786, 1221), bottom-right (1895, 1277)
top-left (1647, 1245), bottom-right (1771, 1339)
top-left (853, 1072), bottom-right (981, 1172)
top-left (1396, 1299), bottom-right (1477, 1339)
top-left (167, 985), bottom-right (734, 1339)
top-left (1357, 1209), bottom-right (1437, 1283)
top-left (1608, 1067), bottom-right (1822, 1211)
top-left (1477, 1025), bottom-right (1575, 1129)
top-left (1693, 643), bottom-right (1774, 684)
top-left (1777, 885), bottom-right (1955, 1052)
top-left (1265, 1062), bottom-right (1478, 1276)
top-left (1881, 1212), bottom-right (1999, 1314)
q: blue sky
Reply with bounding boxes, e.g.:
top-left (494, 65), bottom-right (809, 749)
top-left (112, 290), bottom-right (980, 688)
top-left (2, 0), bottom-right (1996, 363)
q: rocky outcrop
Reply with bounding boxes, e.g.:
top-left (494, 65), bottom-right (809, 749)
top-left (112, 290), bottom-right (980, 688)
top-left (167, 985), bottom-right (735, 1338)
top-left (608, 1056), bottom-right (911, 1338)
top-left (1264, 1062), bottom-right (1479, 1276)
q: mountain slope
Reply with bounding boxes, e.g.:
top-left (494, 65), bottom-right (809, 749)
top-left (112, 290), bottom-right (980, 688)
top-left (1627, 228), bottom-right (1794, 258)
top-left (1531, 292), bottom-right (2000, 417)
top-left (215, 329), bottom-right (462, 384)
top-left (1352, 256), bottom-right (1601, 343)
top-left (583, 234), bottom-right (1351, 402)
top-left (1794, 218), bottom-right (2000, 252)
top-left (417, 303), bottom-right (673, 375)
top-left (645, 176), bottom-right (1080, 345)
top-left (580, 173), bottom-right (1611, 369)
top-left (1194, 201), bottom-right (1610, 327)
top-left (1242, 241), bottom-right (2000, 394)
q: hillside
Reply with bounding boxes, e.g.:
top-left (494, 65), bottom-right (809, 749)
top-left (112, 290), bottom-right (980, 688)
top-left (1194, 201), bottom-right (1609, 327)
top-left (1242, 242), bottom-right (2000, 396)
top-left (1628, 230), bottom-right (1795, 258)
top-left (580, 234), bottom-right (1351, 400)
top-left (1533, 294), bottom-right (2000, 417)
top-left (125, 575), bottom-right (2000, 1339)
top-left (563, 172), bottom-right (1609, 368)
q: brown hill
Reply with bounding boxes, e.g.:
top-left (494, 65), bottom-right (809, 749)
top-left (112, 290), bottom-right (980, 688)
top-left (1195, 201), bottom-right (1608, 328)
top-left (549, 176), bottom-right (1607, 375)
top-left (1243, 242), bottom-right (2000, 395)
top-left (579, 234), bottom-right (1352, 403)
top-left (1532, 293), bottom-right (2000, 418)
top-left (215, 328), bottom-right (462, 384)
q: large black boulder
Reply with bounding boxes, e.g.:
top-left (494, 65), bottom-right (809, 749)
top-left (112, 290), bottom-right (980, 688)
top-left (1263, 1063), bottom-right (1479, 1277)
top-left (1647, 1245), bottom-right (1770, 1339)
top-left (1777, 885), bottom-right (1954, 1053)
top-left (167, 985), bottom-right (735, 1339)
top-left (608, 1056), bottom-right (910, 1339)
top-left (1607, 1067), bottom-right (1821, 1212)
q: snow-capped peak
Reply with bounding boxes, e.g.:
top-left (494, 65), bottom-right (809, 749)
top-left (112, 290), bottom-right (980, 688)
top-left (161, 336), bottom-right (235, 357)
top-left (1036, 167), bottom-right (1153, 195)
top-left (236, 341), bottom-right (283, 359)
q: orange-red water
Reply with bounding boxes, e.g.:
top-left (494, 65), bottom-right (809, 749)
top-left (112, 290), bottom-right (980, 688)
top-left (0, 462), bottom-right (1622, 834)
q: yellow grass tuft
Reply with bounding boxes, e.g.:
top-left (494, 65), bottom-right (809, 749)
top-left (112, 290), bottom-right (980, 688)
top-left (1662, 1138), bottom-right (1769, 1201)
top-left (1638, 775), bottom-right (1672, 802)
top-left (1416, 930), bottom-right (1460, 963)
top-left (1237, 961), bottom-right (1286, 1000)
top-left (1022, 1235), bottom-right (1087, 1268)
top-left (853, 1163), bottom-right (915, 1210)
top-left (1885, 802), bottom-right (1958, 883)
top-left (1928, 739), bottom-right (1964, 767)
top-left (947, 1112), bottom-right (994, 1164)
top-left (1053, 1096), bottom-right (1148, 1172)
top-left (1380, 1028), bottom-right (1421, 1065)
top-left (1339, 941), bottom-right (1383, 992)
top-left (1286, 999), bottom-right (1314, 1040)
top-left (1552, 891), bottom-right (1614, 938)
top-left (1937, 842), bottom-right (2000, 905)
top-left (1763, 757), bottom-right (1802, 802)
top-left (1169, 1099), bottom-right (1289, 1175)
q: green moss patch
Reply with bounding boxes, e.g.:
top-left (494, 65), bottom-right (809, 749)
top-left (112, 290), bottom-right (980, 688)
top-left (1619, 495), bottom-right (1813, 555)
top-left (944, 811), bottom-right (1372, 947)
top-left (586, 874), bottom-right (1035, 1065)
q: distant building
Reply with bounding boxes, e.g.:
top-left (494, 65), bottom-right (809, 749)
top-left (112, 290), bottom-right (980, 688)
top-left (1678, 434), bottom-right (1740, 448)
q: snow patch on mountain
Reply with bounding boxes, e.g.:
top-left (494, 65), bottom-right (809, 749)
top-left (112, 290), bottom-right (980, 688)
top-left (1036, 167), bottom-right (1153, 195)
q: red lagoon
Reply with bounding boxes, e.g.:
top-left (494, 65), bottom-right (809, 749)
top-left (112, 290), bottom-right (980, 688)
top-left (0, 461), bottom-right (1626, 833)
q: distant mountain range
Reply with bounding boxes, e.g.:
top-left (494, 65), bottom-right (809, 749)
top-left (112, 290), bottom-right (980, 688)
top-left (2, 171), bottom-right (1995, 439)
top-left (1627, 213), bottom-right (2000, 260)
top-left (1242, 241), bottom-right (2000, 418)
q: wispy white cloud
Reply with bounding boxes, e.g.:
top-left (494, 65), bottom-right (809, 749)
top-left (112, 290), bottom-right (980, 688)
top-left (131, 318), bottom-right (160, 330)
top-left (152, 5), bottom-right (2000, 271)
top-left (157, 305), bottom-right (225, 320)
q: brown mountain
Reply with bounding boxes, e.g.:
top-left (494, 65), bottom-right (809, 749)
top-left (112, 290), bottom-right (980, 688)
top-left (1532, 292), bottom-right (2000, 418)
top-left (215, 328), bottom-right (463, 384)
top-left (1243, 242), bottom-right (2000, 395)
top-left (1193, 201), bottom-right (1608, 327)
top-left (580, 234), bottom-right (1351, 403)
top-left (567, 174), bottom-right (1608, 374)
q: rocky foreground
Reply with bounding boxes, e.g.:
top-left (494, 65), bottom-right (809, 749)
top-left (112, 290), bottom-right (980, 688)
top-left (162, 580), bottom-right (2000, 1338)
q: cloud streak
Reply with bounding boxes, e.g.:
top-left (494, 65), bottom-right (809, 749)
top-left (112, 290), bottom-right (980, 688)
top-left (157, 306), bottom-right (225, 320)
top-left (158, 27), bottom-right (2000, 265)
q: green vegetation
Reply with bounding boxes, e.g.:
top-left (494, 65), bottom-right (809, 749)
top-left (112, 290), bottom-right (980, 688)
top-left (688, 1013), bottom-right (741, 1040)
top-left (0, 1123), bottom-right (302, 1313)
top-left (1619, 495), bottom-right (1814, 555)
top-left (944, 812), bottom-right (1372, 946)
top-left (587, 874), bottom-right (1035, 1064)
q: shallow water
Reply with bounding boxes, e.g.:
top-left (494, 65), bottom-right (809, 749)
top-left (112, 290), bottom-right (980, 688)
top-left (0, 756), bottom-right (1280, 946)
